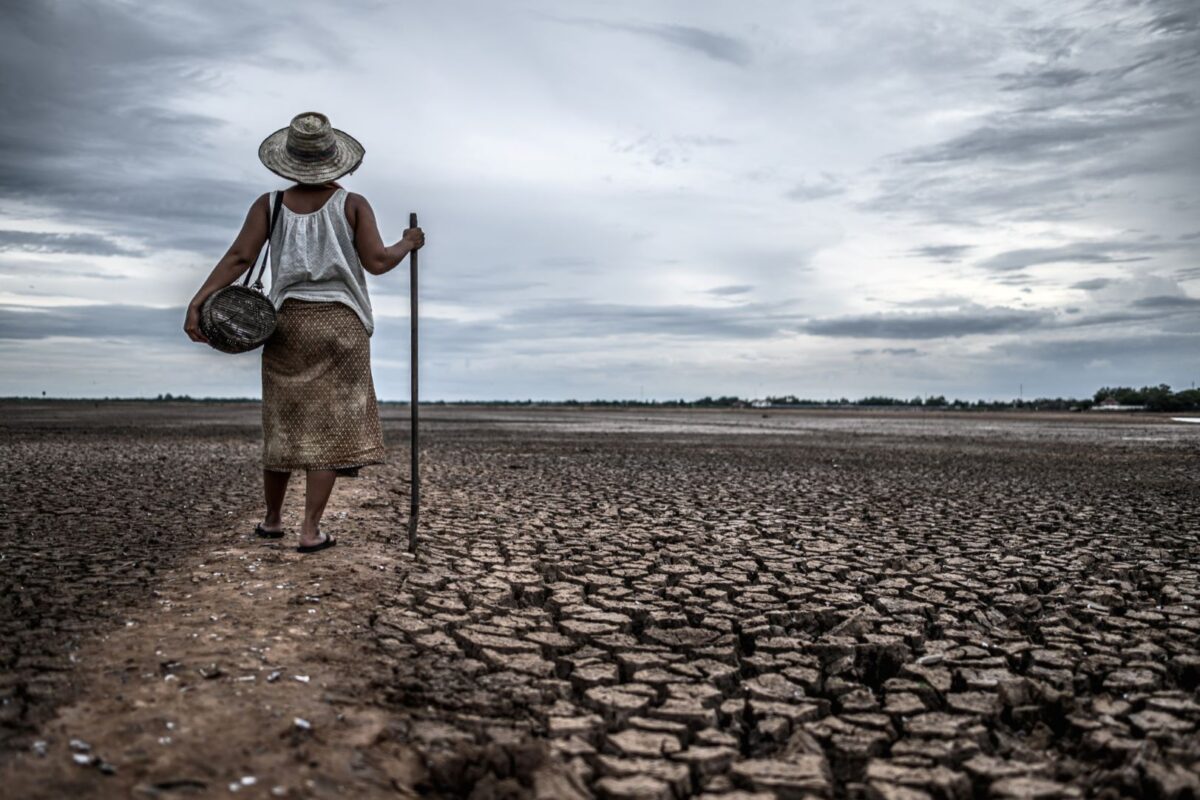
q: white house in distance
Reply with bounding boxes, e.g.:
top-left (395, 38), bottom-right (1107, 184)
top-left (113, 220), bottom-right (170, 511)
top-left (1093, 397), bottom-right (1147, 412)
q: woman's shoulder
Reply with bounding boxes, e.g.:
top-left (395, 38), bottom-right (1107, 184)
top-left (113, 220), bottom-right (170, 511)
top-left (343, 191), bottom-right (373, 228)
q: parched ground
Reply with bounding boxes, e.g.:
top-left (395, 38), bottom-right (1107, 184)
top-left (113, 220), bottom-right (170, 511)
top-left (1, 403), bottom-right (1198, 799)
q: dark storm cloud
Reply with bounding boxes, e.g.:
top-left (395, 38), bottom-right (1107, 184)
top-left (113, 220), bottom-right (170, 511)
top-left (802, 305), bottom-right (1047, 339)
top-left (0, 230), bottom-right (139, 257)
top-left (556, 18), bottom-right (753, 66)
top-left (0, 2), bottom-right (274, 251)
top-left (908, 245), bottom-right (973, 263)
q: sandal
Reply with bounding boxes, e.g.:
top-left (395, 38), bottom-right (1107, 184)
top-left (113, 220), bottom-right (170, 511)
top-left (297, 531), bottom-right (336, 554)
top-left (255, 523), bottom-right (285, 539)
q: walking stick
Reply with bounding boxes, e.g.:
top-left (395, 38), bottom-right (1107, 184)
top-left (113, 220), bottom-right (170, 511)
top-left (407, 211), bottom-right (420, 553)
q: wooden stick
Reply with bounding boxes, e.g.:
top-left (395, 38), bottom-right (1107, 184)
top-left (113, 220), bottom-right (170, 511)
top-left (407, 211), bottom-right (420, 553)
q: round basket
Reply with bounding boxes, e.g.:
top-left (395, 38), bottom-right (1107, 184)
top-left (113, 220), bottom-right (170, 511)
top-left (200, 285), bottom-right (277, 354)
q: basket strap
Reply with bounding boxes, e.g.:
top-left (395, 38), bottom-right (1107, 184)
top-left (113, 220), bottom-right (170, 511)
top-left (243, 190), bottom-right (285, 290)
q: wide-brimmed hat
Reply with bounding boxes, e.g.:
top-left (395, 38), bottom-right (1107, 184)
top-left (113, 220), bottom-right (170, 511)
top-left (258, 111), bottom-right (364, 184)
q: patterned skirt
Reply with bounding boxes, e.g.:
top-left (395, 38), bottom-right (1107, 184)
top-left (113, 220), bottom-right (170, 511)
top-left (261, 299), bottom-right (386, 476)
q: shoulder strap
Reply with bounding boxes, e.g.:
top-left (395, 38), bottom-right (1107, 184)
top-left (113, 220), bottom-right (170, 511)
top-left (244, 190), bottom-right (286, 290)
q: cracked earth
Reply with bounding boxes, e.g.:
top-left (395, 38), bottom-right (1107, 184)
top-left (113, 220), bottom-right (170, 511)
top-left (1, 403), bottom-right (1198, 799)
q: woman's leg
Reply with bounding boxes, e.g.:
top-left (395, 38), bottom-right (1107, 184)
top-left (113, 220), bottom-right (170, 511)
top-left (263, 469), bottom-right (291, 532)
top-left (300, 469), bottom-right (337, 546)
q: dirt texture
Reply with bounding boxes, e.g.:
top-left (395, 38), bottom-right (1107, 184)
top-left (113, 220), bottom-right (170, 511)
top-left (1, 403), bottom-right (1198, 799)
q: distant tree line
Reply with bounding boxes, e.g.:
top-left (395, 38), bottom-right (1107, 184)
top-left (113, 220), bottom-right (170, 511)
top-left (1093, 385), bottom-right (1200, 412)
top-left (410, 387), bottom-right (1199, 410)
top-left (9, 384), bottom-right (1198, 412)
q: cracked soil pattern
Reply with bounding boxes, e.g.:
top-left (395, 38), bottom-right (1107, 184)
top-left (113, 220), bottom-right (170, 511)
top-left (1, 402), bottom-right (1198, 800)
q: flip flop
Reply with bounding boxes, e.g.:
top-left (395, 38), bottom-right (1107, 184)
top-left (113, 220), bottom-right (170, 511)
top-left (297, 532), bottom-right (336, 554)
top-left (255, 523), bottom-right (285, 539)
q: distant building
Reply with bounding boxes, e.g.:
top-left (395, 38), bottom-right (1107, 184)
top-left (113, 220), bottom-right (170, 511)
top-left (1093, 396), bottom-right (1147, 411)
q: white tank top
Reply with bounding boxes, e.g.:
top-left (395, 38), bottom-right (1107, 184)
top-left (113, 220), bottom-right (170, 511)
top-left (266, 187), bottom-right (374, 335)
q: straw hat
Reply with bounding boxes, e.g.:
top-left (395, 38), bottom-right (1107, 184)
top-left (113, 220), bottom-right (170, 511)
top-left (258, 111), bottom-right (364, 184)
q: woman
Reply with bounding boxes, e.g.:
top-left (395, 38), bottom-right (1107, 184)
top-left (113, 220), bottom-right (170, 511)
top-left (184, 111), bottom-right (424, 554)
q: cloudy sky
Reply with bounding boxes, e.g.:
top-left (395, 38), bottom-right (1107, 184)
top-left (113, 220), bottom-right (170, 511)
top-left (1, 0), bottom-right (1197, 400)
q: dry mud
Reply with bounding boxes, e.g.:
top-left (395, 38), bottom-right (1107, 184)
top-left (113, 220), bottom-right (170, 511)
top-left (1, 403), bottom-right (1198, 799)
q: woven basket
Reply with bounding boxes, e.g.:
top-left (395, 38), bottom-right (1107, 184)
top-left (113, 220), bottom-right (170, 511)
top-left (200, 285), bottom-right (277, 353)
top-left (200, 190), bottom-right (285, 354)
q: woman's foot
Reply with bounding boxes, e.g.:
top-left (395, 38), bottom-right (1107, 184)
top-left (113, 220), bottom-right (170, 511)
top-left (255, 522), bottom-right (285, 539)
top-left (298, 521), bottom-right (327, 549)
top-left (296, 530), bottom-right (336, 554)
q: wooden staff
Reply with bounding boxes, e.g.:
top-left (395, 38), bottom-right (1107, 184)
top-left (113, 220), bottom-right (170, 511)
top-left (407, 211), bottom-right (420, 553)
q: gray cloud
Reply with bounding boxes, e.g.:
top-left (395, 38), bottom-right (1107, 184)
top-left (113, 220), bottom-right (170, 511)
top-left (908, 245), bottom-right (973, 263)
top-left (1070, 277), bottom-right (1113, 290)
top-left (505, 301), bottom-right (793, 340)
top-left (996, 331), bottom-right (1200, 364)
top-left (888, 295), bottom-right (975, 309)
top-left (0, 304), bottom-right (181, 341)
top-left (0, 230), bottom-right (139, 257)
top-left (1055, 309), bottom-right (1163, 328)
top-left (785, 176), bottom-right (844, 202)
top-left (979, 241), bottom-right (1162, 272)
top-left (1146, 2), bottom-right (1199, 34)
top-left (0, 299), bottom-right (797, 345)
top-left (1130, 294), bottom-right (1200, 309)
top-left (866, 0), bottom-right (1200, 227)
top-left (803, 305), bottom-right (1047, 339)
top-left (705, 284), bottom-right (753, 296)
top-left (0, 260), bottom-right (129, 281)
top-left (379, 273), bottom-right (548, 303)
top-left (853, 347), bottom-right (922, 356)
top-left (999, 66), bottom-right (1092, 91)
top-left (899, 93), bottom-right (1190, 167)
top-left (558, 18), bottom-right (752, 66)
top-left (0, 2), bottom-right (314, 253)
top-left (611, 132), bottom-right (736, 168)
top-left (991, 274), bottom-right (1038, 286)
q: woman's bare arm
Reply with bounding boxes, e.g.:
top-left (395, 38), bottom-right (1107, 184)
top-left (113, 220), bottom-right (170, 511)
top-left (184, 194), bottom-right (271, 343)
top-left (346, 192), bottom-right (424, 275)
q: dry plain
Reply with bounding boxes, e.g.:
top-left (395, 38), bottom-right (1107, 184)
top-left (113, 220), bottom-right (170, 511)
top-left (0, 402), bottom-right (1198, 799)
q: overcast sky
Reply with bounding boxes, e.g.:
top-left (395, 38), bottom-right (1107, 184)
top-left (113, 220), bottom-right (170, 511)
top-left (1, 0), bottom-right (1197, 400)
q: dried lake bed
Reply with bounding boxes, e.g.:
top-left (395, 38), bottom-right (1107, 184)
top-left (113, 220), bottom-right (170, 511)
top-left (1, 402), bottom-right (1197, 798)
